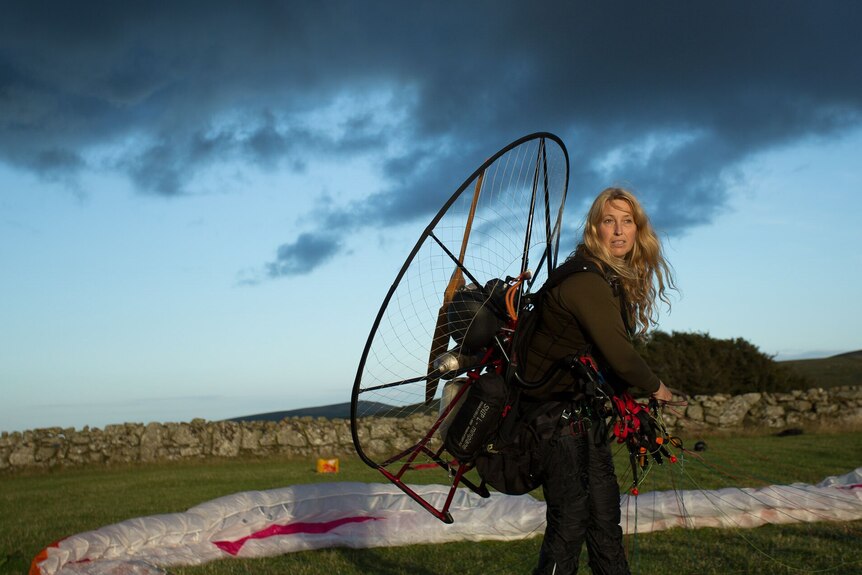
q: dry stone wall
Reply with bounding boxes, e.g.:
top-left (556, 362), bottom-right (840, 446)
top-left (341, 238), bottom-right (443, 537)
top-left (2, 386), bottom-right (860, 472)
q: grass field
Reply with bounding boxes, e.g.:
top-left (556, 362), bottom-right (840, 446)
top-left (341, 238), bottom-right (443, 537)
top-left (4, 431), bottom-right (862, 575)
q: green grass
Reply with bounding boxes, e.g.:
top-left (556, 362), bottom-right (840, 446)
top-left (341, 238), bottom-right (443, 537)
top-left (4, 431), bottom-right (862, 575)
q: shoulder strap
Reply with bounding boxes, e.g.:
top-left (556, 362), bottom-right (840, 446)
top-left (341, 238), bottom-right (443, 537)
top-left (542, 256), bottom-right (603, 293)
top-left (546, 256), bottom-right (633, 337)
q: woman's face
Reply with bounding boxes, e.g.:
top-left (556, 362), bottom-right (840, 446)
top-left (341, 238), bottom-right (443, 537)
top-left (598, 199), bottom-right (637, 258)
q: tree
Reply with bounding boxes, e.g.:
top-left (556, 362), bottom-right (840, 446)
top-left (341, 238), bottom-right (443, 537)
top-left (634, 331), bottom-right (810, 395)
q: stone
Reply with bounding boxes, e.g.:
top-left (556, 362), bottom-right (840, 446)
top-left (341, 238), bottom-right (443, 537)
top-left (747, 404), bottom-right (786, 428)
top-left (788, 400), bottom-right (813, 413)
top-left (179, 446), bottom-right (203, 458)
top-left (171, 424), bottom-right (201, 447)
top-left (716, 393), bottom-right (761, 427)
top-left (241, 428), bottom-right (263, 451)
top-left (277, 422), bottom-right (309, 448)
top-left (842, 406), bottom-right (862, 422)
top-left (70, 432), bottom-right (91, 445)
top-left (685, 403), bottom-right (704, 422)
top-left (306, 425), bottom-right (338, 447)
top-left (211, 422), bottom-right (242, 457)
top-left (369, 419), bottom-right (400, 439)
top-left (834, 388), bottom-right (862, 401)
top-left (140, 423), bottom-right (165, 462)
top-left (35, 446), bottom-right (58, 462)
top-left (259, 428), bottom-right (279, 447)
top-left (9, 445), bottom-right (36, 467)
top-left (785, 412), bottom-right (803, 426)
top-left (700, 395), bottom-right (728, 410)
top-left (815, 403), bottom-right (840, 415)
top-left (0, 432), bottom-right (18, 448)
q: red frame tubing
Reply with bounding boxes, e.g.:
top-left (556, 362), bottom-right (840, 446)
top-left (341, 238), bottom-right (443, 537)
top-left (372, 373), bottom-right (490, 523)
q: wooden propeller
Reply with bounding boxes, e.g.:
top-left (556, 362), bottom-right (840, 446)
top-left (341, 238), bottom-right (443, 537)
top-left (425, 171), bottom-right (484, 404)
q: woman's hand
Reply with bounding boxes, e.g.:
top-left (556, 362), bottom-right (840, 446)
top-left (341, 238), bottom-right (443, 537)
top-left (651, 381), bottom-right (673, 403)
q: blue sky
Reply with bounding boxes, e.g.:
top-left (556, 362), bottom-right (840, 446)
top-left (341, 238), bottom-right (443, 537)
top-left (1, 2), bottom-right (861, 433)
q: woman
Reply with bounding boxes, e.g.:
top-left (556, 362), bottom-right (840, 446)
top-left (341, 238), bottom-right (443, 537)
top-left (524, 187), bottom-right (675, 575)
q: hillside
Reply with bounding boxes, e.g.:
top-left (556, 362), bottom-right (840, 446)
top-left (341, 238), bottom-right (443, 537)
top-left (229, 400), bottom-right (441, 422)
top-left (780, 350), bottom-right (862, 389)
top-left (228, 402), bottom-right (368, 422)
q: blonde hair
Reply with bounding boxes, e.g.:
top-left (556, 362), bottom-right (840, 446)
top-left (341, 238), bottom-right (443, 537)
top-left (576, 187), bottom-right (675, 335)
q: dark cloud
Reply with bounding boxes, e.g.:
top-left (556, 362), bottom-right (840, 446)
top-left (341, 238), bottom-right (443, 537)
top-left (265, 232), bottom-right (342, 278)
top-left (2, 1), bottom-right (861, 275)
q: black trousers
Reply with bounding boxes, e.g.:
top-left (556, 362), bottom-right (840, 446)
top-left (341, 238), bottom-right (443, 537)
top-left (533, 422), bottom-right (630, 575)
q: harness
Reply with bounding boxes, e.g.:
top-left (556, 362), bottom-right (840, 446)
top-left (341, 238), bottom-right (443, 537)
top-left (507, 258), bottom-right (682, 494)
top-left (444, 256), bottom-right (683, 496)
top-left (507, 256), bottom-right (612, 390)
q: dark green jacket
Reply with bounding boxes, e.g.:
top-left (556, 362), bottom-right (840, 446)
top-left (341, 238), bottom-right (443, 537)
top-left (523, 267), bottom-right (660, 399)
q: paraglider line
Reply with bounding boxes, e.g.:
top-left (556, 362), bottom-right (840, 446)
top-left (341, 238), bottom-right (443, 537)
top-left (682, 450), bottom-right (862, 525)
top-left (677, 466), bottom-right (839, 573)
top-left (361, 373), bottom-right (433, 393)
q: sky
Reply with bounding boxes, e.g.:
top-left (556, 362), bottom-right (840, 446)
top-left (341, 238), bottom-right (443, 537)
top-left (1, 1), bottom-right (861, 434)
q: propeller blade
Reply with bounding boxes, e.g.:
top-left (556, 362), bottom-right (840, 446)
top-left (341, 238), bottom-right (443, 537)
top-left (425, 171), bottom-right (484, 403)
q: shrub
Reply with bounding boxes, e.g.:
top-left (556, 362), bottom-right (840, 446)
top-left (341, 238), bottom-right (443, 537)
top-left (634, 331), bottom-right (811, 395)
